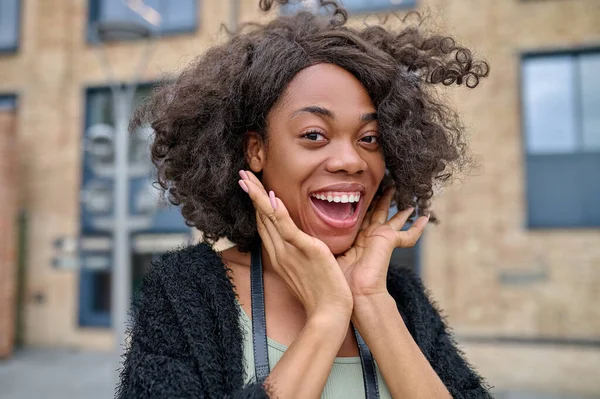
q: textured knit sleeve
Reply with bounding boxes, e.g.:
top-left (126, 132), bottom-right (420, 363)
top-left (387, 266), bottom-right (494, 399)
top-left (115, 261), bottom-right (269, 399)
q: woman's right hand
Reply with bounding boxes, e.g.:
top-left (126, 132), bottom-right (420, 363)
top-left (239, 170), bottom-right (353, 321)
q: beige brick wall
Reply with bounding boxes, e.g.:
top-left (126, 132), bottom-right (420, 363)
top-left (0, 110), bottom-right (18, 359)
top-left (422, 0), bottom-right (600, 339)
top-left (0, 0), bottom-right (598, 394)
top-left (417, 0), bottom-right (600, 394)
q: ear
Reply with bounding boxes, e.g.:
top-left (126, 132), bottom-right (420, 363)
top-left (244, 132), bottom-right (266, 173)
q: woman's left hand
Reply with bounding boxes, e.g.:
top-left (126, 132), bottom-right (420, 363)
top-left (337, 187), bottom-right (430, 298)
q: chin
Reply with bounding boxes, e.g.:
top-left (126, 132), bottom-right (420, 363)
top-left (319, 234), bottom-right (355, 257)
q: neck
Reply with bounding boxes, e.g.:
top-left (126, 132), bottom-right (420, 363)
top-left (220, 243), bottom-right (278, 275)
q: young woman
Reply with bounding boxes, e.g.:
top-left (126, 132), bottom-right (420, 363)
top-left (116, 1), bottom-right (491, 398)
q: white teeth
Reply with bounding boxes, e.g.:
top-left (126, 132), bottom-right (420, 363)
top-left (312, 192), bottom-right (361, 203)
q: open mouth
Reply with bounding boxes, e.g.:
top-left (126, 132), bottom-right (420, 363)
top-left (309, 191), bottom-right (362, 229)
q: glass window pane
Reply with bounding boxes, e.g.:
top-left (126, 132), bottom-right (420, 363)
top-left (284, 0), bottom-right (414, 13)
top-left (580, 53), bottom-right (600, 151)
top-left (91, 270), bottom-right (111, 313)
top-left (92, 0), bottom-right (196, 34)
top-left (153, 0), bottom-right (196, 30)
top-left (99, 0), bottom-right (156, 31)
top-left (0, 96), bottom-right (16, 110)
top-left (526, 154), bottom-right (587, 227)
top-left (88, 89), bottom-right (113, 126)
top-left (580, 154), bottom-right (600, 225)
top-left (0, 0), bottom-right (19, 50)
top-left (523, 56), bottom-right (577, 154)
top-left (341, 0), bottom-right (415, 11)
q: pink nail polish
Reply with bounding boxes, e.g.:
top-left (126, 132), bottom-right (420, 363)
top-left (269, 191), bottom-right (278, 210)
top-left (238, 180), bottom-right (249, 193)
top-left (240, 170), bottom-right (249, 180)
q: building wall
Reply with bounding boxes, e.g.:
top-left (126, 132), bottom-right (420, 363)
top-left (0, 0), bottom-right (598, 394)
top-left (419, 0), bottom-right (600, 395)
top-left (0, 107), bottom-right (18, 358)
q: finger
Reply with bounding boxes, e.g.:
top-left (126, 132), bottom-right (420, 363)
top-left (387, 206), bottom-right (415, 231)
top-left (241, 178), bottom-right (306, 248)
top-left (242, 177), bottom-right (276, 217)
top-left (394, 215), bottom-right (429, 247)
top-left (240, 170), bottom-right (268, 194)
top-left (270, 196), bottom-right (307, 248)
top-left (239, 170), bottom-right (271, 207)
top-left (240, 171), bottom-right (308, 249)
top-left (360, 205), bottom-right (375, 231)
top-left (371, 187), bottom-right (395, 224)
top-left (255, 209), bottom-right (281, 257)
top-left (240, 174), bottom-right (280, 246)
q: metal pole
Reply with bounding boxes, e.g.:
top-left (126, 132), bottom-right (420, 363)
top-left (111, 86), bottom-right (133, 355)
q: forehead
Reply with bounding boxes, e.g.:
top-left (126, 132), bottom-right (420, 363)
top-left (276, 63), bottom-right (375, 116)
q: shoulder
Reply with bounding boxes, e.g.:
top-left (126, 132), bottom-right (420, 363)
top-left (151, 242), bottom-right (225, 280)
top-left (134, 242), bottom-right (234, 320)
top-left (144, 242), bottom-right (233, 295)
top-left (130, 241), bottom-right (240, 348)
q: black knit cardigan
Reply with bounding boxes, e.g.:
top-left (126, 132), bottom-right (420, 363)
top-left (116, 243), bottom-right (492, 398)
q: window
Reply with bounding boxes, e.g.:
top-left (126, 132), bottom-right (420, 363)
top-left (522, 50), bottom-right (600, 228)
top-left (78, 85), bottom-right (190, 327)
top-left (0, 0), bottom-right (21, 52)
top-left (283, 0), bottom-right (415, 14)
top-left (0, 96), bottom-right (17, 110)
top-left (88, 0), bottom-right (197, 40)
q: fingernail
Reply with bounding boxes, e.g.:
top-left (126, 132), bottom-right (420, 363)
top-left (239, 170), bottom-right (249, 180)
top-left (238, 180), bottom-right (249, 193)
top-left (269, 191), bottom-right (278, 210)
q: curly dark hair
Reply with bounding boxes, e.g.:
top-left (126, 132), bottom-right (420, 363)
top-left (131, 0), bottom-right (489, 252)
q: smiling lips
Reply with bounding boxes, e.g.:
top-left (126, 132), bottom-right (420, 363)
top-left (309, 190), bottom-right (363, 229)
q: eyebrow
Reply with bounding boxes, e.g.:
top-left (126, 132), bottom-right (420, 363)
top-left (291, 106), bottom-right (378, 122)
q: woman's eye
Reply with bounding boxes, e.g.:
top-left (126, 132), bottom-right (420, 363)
top-left (303, 131), bottom-right (326, 141)
top-left (360, 135), bottom-right (379, 144)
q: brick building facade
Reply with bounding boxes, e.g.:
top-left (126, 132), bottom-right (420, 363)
top-left (0, 0), bottom-right (598, 395)
top-left (0, 100), bottom-right (18, 359)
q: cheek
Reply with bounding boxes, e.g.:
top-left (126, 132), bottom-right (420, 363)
top-left (370, 153), bottom-right (386, 184)
top-left (261, 152), bottom-right (309, 211)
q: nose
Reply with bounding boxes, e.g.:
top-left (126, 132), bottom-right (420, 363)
top-left (325, 140), bottom-right (367, 175)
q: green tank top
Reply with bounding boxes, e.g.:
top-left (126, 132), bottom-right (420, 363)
top-left (237, 301), bottom-right (393, 398)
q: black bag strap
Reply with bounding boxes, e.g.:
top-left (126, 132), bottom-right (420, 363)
top-left (354, 326), bottom-right (380, 398)
top-left (250, 243), bottom-right (379, 398)
top-left (250, 244), bottom-right (270, 381)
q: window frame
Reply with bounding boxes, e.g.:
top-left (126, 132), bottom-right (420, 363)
top-left (87, 0), bottom-right (199, 43)
top-left (0, 0), bottom-right (22, 54)
top-left (520, 46), bottom-right (600, 229)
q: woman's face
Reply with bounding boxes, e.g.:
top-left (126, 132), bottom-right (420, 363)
top-left (247, 63), bottom-right (386, 255)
